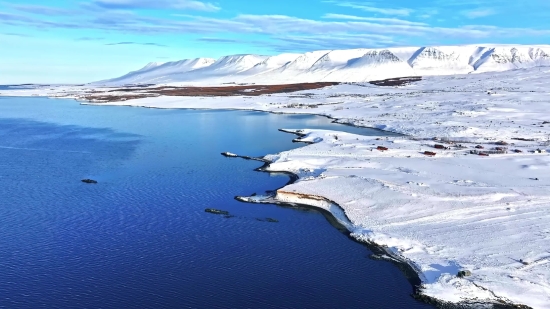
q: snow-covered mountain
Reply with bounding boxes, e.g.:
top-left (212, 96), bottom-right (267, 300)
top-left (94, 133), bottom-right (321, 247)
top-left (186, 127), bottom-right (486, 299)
top-left (472, 46), bottom-right (550, 72)
top-left (96, 44), bottom-right (550, 86)
top-left (96, 58), bottom-right (216, 85)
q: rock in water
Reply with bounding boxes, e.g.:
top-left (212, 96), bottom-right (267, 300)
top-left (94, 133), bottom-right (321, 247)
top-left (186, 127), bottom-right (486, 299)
top-left (205, 208), bottom-right (230, 215)
top-left (81, 179), bottom-right (98, 184)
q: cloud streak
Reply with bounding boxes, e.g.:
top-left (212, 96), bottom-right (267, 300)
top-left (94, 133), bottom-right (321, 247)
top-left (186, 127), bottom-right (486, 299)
top-left (324, 1), bottom-right (413, 16)
top-left (269, 33), bottom-right (401, 52)
top-left (461, 8), bottom-right (497, 19)
top-left (8, 4), bottom-right (76, 16)
top-left (76, 37), bottom-right (105, 41)
top-left (196, 37), bottom-right (245, 43)
top-left (0, 11), bottom-right (83, 28)
top-left (90, 0), bottom-right (220, 12)
top-left (105, 41), bottom-right (168, 47)
top-left (2, 8), bottom-right (550, 41)
top-left (1, 32), bottom-right (31, 37)
top-left (2, 2), bottom-right (550, 53)
top-left (322, 13), bottom-right (428, 26)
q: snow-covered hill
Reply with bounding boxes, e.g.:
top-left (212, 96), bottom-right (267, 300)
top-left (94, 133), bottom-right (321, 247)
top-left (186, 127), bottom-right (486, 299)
top-left (96, 58), bottom-right (216, 85)
top-left (96, 44), bottom-right (550, 86)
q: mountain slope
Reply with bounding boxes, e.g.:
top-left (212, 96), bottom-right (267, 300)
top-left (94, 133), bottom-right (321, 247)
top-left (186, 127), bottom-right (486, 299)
top-left (407, 46), bottom-right (477, 74)
top-left (96, 58), bottom-right (216, 85)
top-left (95, 44), bottom-right (550, 86)
top-left (473, 46), bottom-right (550, 72)
top-left (324, 49), bottom-right (416, 82)
top-left (154, 54), bottom-right (269, 84)
top-left (239, 53), bottom-right (302, 76)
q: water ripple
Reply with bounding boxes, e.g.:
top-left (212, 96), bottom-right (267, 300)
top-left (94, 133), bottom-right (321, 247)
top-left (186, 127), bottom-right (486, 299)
top-left (0, 98), bottom-right (431, 309)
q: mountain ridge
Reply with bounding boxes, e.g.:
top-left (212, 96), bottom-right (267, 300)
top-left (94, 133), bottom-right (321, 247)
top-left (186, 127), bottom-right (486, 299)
top-left (94, 44), bottom-right (550, 86)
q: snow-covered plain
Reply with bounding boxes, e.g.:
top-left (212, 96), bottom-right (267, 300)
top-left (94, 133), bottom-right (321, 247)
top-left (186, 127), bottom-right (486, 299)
top-left (91, 44), bottom-right (550, 86)
top-left (2, 64), bottom-right (550, 308)
top-left (264, 129), bottom-right (550, 308)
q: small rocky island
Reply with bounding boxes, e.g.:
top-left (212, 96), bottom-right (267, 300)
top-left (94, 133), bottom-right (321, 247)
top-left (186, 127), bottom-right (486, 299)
top-left (81, 179), bottom-right (98, 184)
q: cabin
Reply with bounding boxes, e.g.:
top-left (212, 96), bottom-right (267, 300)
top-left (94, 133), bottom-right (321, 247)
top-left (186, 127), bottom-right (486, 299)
top-left (377, 146), bottom-right (389, 151)
top-left (424, 151), bottom-right (436, 156)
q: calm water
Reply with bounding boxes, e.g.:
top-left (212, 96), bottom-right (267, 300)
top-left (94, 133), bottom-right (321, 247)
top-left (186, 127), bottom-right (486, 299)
top-left (0, 97), bottom-right (431, 309)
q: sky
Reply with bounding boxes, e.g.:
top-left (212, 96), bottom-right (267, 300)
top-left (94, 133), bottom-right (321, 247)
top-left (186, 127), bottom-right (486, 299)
top-left (1, 0), bottom-right (550, 84)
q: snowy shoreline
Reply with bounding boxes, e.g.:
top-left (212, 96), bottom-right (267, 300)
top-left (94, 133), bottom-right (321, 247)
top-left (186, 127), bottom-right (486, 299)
top-left (231, 153), bottom-right (431, 302)
top-left (260, 128), bottom-right (548, 308)
top-left (233, 131), bottom-right (539, 309)
top-left (2, 66), bottom-right (550, 308)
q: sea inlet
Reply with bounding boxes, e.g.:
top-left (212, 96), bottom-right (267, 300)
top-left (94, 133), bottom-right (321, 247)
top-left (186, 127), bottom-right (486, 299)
top-left (0, 96), bottom-right (432, 309)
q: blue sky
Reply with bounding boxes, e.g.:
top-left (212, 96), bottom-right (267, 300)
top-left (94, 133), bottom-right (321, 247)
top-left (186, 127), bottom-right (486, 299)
top-left (1, 0), bottom-right (550, 84)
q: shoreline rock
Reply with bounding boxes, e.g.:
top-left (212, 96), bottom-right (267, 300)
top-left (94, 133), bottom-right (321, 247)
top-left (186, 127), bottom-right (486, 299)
top-left (204, 208), bottom-right (230, 215)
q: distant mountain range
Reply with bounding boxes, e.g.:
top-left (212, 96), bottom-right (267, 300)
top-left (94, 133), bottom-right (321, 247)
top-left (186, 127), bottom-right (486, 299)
top-left (95, 45), bottom-right (550, 86)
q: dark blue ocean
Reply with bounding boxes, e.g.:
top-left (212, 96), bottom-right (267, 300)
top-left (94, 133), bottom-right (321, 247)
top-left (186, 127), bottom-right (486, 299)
top-left (0, 97), bottom-right (431, 309)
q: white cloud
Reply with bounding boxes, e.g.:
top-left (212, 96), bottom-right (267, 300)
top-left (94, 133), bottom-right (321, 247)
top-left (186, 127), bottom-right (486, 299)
top-left (324, 1), bottom-right (413, 16)
top-left (322, 13), bottom-right (428, 26)
top-left (461, 8), bottom-right (497, 19)
top-left (91, 0), bottom-right (220, 12)
top-left (3, 2), bottom-right (550, 54)
top-left (8, 4), bottom-right (75, 16)
top-left (266, 33), bottom-right (400, 52)
top-left (434, 0), bottom-right (486, 6)
top-left (233, 14), bottom-right (490, 38)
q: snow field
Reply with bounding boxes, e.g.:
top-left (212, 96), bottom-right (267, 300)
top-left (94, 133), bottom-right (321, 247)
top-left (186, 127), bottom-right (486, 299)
top-left (264, 129), bottom-right (550, 308)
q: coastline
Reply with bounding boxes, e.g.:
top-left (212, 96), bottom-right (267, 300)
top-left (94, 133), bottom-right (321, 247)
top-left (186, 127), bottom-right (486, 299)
top-left (228, 154), bottom-right (426, 298)
top-left (227, 137), bottom-right (533, 309)
top-left (2, 98), bottom-right (436, 308)
top-left (2, 67), bottom-right (550, 308)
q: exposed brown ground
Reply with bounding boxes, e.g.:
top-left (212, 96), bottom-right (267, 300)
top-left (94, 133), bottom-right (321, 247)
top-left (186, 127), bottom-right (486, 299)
top-left (85, 82), bottom-right (340, 102)
top-left (368, 76), bottom-right (422, 86)
top-left (148, 82), bottom-right (339, 96)
top-left (82, 78), bottom-right (422, 103)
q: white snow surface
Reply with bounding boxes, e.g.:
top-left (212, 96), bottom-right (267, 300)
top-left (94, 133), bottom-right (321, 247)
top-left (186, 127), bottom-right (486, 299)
top-left (3, 65), bottom-right (550, 308)
top-left (266, 130), bottom-right (550, 308)
top-left (93, 58), bottom-right (217, 85)
top-left (93, 44), bottom-right (550, 86)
